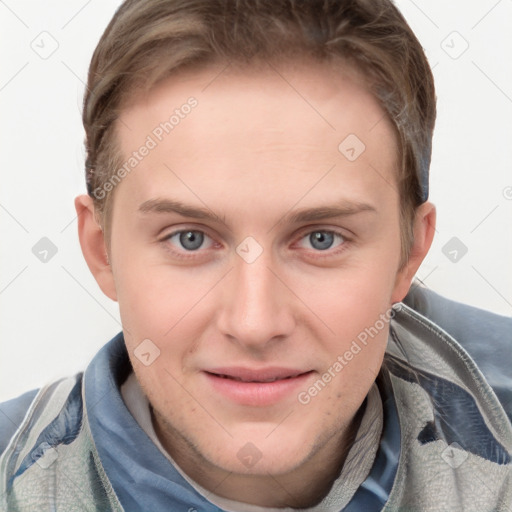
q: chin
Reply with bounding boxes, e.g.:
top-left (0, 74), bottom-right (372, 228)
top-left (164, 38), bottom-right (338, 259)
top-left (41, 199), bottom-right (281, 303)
top-left (202, 427), bottom-right (316, 476)
top-left (218, 447), bottom-right (308, 476)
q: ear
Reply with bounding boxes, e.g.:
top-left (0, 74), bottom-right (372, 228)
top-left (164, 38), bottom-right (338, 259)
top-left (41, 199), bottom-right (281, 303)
top-left (391, 202), bottom-right (436, 303)
top-left (75, 194), bottom-right (117, 301)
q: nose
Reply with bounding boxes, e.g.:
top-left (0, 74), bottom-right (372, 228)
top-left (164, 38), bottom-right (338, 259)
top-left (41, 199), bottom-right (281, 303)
top-left (217, 252), bottom-right (296, 350)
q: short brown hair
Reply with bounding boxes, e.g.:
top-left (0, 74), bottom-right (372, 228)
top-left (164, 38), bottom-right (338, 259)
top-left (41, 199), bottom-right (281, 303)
top-left (83, 0), bottom-right (436, 263)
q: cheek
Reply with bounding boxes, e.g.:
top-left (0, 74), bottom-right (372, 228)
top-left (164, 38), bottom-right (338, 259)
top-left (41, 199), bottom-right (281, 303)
top-left (115, 263), bottom-right (220, 381)
top-left (115, 269), bottom-right (172, 339)
top-left (114, 253), bottom-right (204, 335)
top-left (297, 267), bottom-right (393, 397)
top-left (302, 266), bottom-right (396, 334)
top-left (299, 323), bottom-right (388, 433)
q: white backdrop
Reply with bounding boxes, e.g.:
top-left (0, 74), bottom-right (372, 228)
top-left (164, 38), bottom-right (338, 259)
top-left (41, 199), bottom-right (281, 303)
top-left (1, 0), bottom-right (511, 402)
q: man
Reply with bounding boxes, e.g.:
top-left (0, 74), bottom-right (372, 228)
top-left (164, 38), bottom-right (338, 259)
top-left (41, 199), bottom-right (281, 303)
top-left (1, 0), bottom-right (511, 510)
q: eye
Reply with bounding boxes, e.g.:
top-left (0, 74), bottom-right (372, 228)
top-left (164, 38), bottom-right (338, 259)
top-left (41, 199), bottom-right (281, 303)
top-left (299, 230), bottom-right (345, 251)
top-left (167, 230), bottom-right (212, 251)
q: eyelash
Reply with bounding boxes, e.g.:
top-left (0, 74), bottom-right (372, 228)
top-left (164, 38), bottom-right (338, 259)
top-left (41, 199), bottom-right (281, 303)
top-left (294, 229), bottom-right (349, 259)
top-left (159, 227), bottom-right (350, 260)
top-left (160, 229), bottom-right (219, 261)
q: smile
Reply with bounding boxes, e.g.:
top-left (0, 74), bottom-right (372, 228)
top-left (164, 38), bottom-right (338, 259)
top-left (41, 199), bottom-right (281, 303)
top-left (203, 368), bottom-right (314, 406)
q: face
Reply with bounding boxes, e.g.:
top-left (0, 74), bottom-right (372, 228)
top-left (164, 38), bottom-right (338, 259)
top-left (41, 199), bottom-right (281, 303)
top-left (99, 61), bottom-right (419, 486)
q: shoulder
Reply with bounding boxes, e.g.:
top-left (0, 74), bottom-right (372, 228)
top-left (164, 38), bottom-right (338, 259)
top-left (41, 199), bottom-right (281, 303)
top-left (0, 389), bottom-right (39, 456)
top-left (0, 374), bottom-right (85, 458)
top-left (403, 284), bottom-right (512, 420)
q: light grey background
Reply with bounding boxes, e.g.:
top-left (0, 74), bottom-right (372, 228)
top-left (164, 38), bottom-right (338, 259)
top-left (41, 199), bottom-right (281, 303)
top-left (1, 0), bottom-right (511, 402)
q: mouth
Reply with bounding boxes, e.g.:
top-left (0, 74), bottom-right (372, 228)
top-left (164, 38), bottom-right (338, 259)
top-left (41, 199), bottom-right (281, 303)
top-left (203, 367), bottom-right (314, 406)
top-left (213, 374), bottom-right (301, 383)
top-left (207, 371), bottom-right (307, 383)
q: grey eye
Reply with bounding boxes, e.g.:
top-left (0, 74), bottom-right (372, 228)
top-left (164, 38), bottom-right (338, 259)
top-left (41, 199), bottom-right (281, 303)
top-left (309, 231), bottom-right (335, 250)
top-left (178, 231), bottom-right (204, 250)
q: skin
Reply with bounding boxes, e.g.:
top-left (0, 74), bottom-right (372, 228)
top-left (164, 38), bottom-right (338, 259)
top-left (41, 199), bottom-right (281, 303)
top-left (76, 60), bottom-right (435, 507)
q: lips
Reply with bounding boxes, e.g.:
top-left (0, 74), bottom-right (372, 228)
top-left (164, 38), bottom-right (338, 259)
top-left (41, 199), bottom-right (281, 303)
top-left (203, 367), bottom-right (314, 406)
top-left (214, 373), bottom-right (300, 383)
top-left (206, 367), bottom-right (308, 382)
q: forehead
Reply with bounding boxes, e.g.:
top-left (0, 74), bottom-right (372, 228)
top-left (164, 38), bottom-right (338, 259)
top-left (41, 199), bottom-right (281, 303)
top-left (113, 60), bottom-right (399, 218)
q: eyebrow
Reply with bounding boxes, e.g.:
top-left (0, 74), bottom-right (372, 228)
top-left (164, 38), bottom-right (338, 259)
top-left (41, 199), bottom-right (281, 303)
top-left (138, 198), bottom-right (376, 225)
top-left (286, 202), bottom-right (377, 223)
top-left (138, 198), bottom-right (228, 226)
